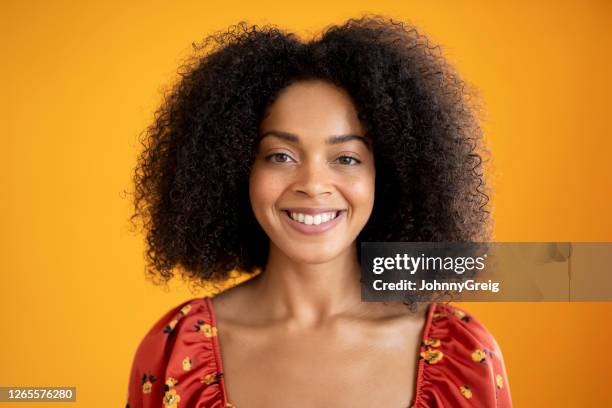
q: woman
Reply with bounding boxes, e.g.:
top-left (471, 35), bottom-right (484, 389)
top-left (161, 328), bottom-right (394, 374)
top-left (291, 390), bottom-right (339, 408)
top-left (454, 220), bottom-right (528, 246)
top-left (126, 16), bottom-right (512, 407)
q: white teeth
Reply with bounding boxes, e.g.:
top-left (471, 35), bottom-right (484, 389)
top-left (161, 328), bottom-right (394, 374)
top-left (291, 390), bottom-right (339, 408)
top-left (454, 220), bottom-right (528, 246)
top-left (288, 211), bottom-right (339, 225)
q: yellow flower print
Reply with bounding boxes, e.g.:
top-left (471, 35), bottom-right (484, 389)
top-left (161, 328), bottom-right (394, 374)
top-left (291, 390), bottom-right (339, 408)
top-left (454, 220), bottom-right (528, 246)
top-left (195, 320), bottom-right (218, 337)
top-left (203, 324), bottom-right (217, 337)
top-left (453, 308), bottom-right (471, 322)
top-left (423, 338), bottom-right (441, 347)
top-left (166, 377), bottom-right (179, 388)
top-left (182, 357), bottom-right (192, 371)
top-left (496, 374), bottom-right (504, 389)
top-left (472, 349), bottom-right (487, 363)
top-left (180, 304), bottom-right (192, 316)
top-left (142, 381), bottom-right (153, 394)
top-left (141, 373), bottom-right (156, 394)
top-left (432, 312), bottom-right (446, 321)
top-left (142, 381), bottom-right (152, 394)
top-left (420, 347), bottom-right (444, 364)
top-left (164, 319), bottom-right (179, 334)
top-left (201, 373), bottom-right (217, 385)
top-left (163, 388), bottom-right (181, 408)
top-left (460, 385), bottom-right (472, 399)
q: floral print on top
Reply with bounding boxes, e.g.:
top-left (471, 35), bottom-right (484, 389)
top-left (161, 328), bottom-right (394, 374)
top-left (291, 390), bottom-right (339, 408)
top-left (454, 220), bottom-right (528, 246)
top-left (125, 297), bottom-right (512, 407)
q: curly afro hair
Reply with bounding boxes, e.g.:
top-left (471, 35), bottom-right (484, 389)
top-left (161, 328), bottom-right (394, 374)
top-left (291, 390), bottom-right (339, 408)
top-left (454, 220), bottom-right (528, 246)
top-left (129, 15), bottom-right (492, 289)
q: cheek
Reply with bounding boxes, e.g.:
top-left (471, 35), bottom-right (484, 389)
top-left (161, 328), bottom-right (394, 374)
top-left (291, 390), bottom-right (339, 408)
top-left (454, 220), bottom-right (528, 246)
top-left (249, 167), bottom-right (283, 212)
top-left (347, 175), bottom-right (376, 210)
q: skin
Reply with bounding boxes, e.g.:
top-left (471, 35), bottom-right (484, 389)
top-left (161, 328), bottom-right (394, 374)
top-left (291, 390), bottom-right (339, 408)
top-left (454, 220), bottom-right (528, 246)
top-left (212, 80), bottom-right (428, 408)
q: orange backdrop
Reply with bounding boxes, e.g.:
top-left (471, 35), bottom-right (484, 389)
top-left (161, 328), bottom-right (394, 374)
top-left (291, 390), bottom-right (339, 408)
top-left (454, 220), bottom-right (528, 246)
top-left (2, 0), bottom-right (611, 406)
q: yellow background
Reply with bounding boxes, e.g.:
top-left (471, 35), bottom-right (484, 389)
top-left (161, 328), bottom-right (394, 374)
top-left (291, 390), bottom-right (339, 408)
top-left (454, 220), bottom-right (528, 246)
top-left (2, 0), bottom-right (611, 406)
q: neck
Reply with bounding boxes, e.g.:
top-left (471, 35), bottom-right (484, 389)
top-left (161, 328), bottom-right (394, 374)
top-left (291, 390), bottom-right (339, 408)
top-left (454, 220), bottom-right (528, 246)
top-left (249, 241), bottom-right (364, 328)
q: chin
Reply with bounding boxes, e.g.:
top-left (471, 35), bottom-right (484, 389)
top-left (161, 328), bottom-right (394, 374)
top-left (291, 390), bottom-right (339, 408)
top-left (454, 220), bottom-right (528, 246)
top-left (294, 253), bottom-right (338, 265)
top-left (280, 243), bottom-right (348, 265)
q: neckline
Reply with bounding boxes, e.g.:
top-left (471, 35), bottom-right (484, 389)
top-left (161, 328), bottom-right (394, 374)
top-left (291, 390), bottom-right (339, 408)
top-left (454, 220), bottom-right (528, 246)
top-left (205, 296), bottom-right (436, 408)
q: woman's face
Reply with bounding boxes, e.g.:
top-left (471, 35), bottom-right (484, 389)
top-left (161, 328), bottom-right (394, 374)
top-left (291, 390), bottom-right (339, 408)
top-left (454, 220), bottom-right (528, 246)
top-left (249, 80), bottom-right (375, 264)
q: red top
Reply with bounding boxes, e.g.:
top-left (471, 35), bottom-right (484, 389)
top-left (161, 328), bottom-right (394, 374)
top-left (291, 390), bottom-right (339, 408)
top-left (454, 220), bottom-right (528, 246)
top-left (125, 297), bottom-right (512, 407)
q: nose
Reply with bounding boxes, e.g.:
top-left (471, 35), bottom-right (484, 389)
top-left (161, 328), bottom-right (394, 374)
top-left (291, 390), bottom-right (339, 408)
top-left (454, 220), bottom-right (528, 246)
top-left (292, 158), bottom-right (333, 198)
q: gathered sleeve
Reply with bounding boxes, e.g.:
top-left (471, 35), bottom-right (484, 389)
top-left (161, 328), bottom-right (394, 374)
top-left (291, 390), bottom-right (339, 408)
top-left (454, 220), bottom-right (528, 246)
top-left (124, 297), bottom-right (227, 408)
top-left (413, 302), bottom-right (513, 407)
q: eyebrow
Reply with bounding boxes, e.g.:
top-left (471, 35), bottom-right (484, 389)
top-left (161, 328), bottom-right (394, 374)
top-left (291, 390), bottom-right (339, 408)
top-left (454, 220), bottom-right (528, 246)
top-left (259, 130), bottom-right (372, 148)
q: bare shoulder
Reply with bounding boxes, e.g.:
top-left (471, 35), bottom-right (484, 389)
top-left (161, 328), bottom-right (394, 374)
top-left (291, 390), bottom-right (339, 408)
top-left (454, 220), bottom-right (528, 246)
top-left (210, 274), bottom-right (261, 323)
top-left (344, 300), bottom-right (429, 327)
top-left (348, 301), bottom-right (429, 341)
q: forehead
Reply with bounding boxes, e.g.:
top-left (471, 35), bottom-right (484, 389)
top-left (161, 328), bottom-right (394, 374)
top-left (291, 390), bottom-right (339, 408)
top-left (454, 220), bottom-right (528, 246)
top-left (259, 80), bottom-right (366, 139)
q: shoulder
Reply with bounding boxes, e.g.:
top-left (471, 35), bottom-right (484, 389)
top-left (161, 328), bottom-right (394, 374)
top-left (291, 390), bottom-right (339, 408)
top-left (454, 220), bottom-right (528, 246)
top-left (413, 302), bottom-right (512, 407)
top-left (125, 297), bottom-right (224, 407)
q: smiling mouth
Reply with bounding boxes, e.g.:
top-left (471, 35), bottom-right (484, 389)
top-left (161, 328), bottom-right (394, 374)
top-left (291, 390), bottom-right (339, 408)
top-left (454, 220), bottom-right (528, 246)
top-left (283, 210), bottom-right (344, 225)
top-left (280, 209), bottom-right (346, 235)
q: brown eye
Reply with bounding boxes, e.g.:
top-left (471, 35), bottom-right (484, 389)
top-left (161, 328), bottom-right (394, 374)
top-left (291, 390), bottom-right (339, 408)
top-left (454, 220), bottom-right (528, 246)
top-left (265, 153), bottom-right (294, 163)
top-left (336, 156), bottom-right (361, 166)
